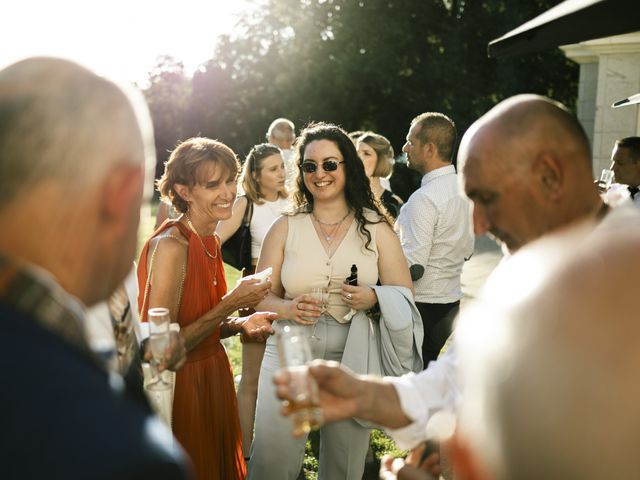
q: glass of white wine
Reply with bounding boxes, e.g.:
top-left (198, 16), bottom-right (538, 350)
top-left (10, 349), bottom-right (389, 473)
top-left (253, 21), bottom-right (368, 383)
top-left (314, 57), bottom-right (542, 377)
top-left (146, 307), bottom-right (171, 391)
top-left (308, 287), bottom-right (327, 341)
top-left (599, 168), bottom-right (614, 191)
top-left (277, 325), bottom-right (323, 436)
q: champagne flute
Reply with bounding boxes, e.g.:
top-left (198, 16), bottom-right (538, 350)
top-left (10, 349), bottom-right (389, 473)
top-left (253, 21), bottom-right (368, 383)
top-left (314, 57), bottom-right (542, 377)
top-left (598, 168), bottom-right (614, 191)
top-left (309, 287), bottom-right (327, 341)
top-left (146, 307), bottom-right (171, 391)
top-left (277, 325), bottom-right (323, 436)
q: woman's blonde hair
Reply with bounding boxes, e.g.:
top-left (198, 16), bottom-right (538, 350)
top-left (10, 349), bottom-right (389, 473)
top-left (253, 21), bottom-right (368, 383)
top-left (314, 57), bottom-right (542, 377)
top-left (157, 137), bottom-right (239, 213)
top-left (240, 143), bottom-right (288, 204)
top-left (358, 132), bottom-right (394, 178)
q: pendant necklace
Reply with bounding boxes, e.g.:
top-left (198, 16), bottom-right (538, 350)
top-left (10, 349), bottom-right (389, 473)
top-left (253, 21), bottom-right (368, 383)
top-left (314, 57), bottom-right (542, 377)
top-left (312, 211), bottom-right (350, 245)
top-left (185, 213), bottom-right (218, 286)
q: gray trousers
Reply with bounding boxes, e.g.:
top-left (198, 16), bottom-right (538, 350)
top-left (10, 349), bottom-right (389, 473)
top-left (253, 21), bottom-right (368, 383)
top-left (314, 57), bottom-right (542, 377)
top-left (247, 317), bottom-right (371, 480)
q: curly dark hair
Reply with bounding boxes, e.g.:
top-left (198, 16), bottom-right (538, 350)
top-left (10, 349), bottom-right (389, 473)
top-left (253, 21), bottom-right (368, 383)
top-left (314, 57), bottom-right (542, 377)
top-left (291, 123), bottom-right (391, 251)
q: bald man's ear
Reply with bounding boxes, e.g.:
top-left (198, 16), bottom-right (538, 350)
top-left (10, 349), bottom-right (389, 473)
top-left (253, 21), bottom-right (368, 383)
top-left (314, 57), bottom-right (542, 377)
top-left (533, 152), bottom-right (563, 200)
top-left (99, 163), bottom-right (144, 233)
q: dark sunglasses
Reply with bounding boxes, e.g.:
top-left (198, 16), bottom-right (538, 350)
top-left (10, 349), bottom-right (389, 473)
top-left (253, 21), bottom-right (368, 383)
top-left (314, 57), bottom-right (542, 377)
top-left (301, 159), bottom-right (345, 174)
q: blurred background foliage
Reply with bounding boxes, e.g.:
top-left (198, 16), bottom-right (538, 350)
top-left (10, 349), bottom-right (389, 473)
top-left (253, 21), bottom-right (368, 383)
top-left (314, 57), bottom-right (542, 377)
top-left (143, 0), bottom-right (578, 191)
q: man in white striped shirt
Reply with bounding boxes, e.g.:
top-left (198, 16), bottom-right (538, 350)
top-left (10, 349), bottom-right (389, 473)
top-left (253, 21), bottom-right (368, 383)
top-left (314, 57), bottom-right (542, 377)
top-left (395, 113), bottom-right (474, 365)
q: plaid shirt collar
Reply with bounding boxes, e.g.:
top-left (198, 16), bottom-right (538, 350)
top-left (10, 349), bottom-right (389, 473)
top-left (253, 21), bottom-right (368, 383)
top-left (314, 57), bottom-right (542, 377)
top-left (0, 254), bottom-right (105, 370)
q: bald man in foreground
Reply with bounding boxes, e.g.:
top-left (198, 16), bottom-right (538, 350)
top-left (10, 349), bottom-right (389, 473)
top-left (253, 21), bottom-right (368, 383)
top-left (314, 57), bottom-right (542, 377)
top-left (451, 219), bottom-right (640, 480)
top-left (0, 58), bottom-right (190, 478)
top-left (274, 94), bottom-right (640, 472)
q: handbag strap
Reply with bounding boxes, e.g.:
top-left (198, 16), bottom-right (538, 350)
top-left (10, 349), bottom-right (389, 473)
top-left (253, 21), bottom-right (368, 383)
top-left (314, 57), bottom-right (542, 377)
top-left (242, 196), bottom-right (253, 226)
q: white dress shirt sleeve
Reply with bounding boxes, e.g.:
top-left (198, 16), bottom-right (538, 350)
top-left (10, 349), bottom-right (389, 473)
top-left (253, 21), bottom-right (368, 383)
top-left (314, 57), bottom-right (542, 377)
top-left (383, 344), bottom-right (460, 450)
top-left (396, 192), bottom-right (436, 268)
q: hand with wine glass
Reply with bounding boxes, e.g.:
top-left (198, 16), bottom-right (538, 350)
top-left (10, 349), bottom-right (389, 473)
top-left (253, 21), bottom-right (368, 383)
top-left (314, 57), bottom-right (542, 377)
top-left (276, 325), bottom-right (323, 436)
top-left (146, 307), bottom-right (172, 391)
top-left (287, 293), bottom-right (322, 325)
top-left (596, 168), bottom-right (614, 194)
top-left (143, 328), bottom-right (187, 373)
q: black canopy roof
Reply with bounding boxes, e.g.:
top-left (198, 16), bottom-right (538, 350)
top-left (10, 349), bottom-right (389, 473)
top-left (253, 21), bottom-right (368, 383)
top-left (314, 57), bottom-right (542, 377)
top-left (488, 0), bottom-right (640, 59)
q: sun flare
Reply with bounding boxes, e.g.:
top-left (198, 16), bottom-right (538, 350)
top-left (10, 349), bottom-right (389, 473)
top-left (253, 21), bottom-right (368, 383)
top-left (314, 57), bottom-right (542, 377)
top-left (0, 0), bottom-right (250, 84)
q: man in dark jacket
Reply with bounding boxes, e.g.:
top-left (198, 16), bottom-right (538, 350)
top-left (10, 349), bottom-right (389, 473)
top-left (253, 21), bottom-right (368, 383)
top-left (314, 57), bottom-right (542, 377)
top-left (0, 57), bottom-right (191, 480)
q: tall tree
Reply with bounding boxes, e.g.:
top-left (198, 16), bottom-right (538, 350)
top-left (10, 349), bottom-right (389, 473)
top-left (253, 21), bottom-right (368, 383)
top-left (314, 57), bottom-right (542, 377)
top-left (143, 55), bottom-right (192, 180)
top-left (144, 0), bottom-right (578, 185)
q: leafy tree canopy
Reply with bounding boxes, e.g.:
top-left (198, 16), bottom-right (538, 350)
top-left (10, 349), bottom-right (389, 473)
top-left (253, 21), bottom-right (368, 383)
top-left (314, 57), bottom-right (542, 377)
top-left (144, 0), bottom-right (578, 189)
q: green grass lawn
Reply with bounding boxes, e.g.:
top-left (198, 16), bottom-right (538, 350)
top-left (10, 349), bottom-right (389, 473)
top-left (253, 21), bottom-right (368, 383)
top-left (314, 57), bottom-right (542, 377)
top-left (138, 203), bottom-right (405, 479)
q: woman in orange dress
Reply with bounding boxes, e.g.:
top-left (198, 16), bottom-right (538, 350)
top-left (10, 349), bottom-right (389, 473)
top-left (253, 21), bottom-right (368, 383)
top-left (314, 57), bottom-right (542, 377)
top-left (138, 137), bottom-right (276, 480)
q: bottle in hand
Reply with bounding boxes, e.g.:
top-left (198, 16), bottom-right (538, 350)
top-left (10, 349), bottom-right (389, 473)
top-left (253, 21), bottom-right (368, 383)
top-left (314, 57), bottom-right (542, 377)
top-left (345, 264), bottom-right (358, 286)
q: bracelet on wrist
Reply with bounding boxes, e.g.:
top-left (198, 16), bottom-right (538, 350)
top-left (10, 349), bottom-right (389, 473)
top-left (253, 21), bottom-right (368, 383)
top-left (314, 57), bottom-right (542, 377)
top-left (366, 303), bottom-right (381, 320)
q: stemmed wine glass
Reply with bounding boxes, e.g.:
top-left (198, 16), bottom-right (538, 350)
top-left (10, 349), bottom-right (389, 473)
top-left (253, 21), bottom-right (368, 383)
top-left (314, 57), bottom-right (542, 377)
top-left (146, 307), bottom-right (171, 391)
top-left (309, 287), bottom-right (328, 342)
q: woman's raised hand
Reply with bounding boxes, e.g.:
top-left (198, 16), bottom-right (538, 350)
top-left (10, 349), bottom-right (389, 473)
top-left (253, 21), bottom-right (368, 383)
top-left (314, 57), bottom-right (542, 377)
top-left (226, 277), bottom-right (272, 310)
top-left (288, 293), bottom-right (322, 325)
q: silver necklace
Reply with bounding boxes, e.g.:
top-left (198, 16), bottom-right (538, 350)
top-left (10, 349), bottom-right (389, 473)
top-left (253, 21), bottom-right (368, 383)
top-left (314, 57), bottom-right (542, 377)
top-left (312, 211), bottom-right (349, 244)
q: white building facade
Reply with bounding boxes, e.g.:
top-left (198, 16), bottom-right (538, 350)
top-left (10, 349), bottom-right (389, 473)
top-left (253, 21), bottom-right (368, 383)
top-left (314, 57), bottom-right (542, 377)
top-left (561, 32), bottom-right (640, 174)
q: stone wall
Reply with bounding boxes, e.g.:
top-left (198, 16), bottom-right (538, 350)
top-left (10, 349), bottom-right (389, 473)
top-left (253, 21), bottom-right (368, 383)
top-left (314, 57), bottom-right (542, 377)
top-left (562, 33), bottom-right (640, 176)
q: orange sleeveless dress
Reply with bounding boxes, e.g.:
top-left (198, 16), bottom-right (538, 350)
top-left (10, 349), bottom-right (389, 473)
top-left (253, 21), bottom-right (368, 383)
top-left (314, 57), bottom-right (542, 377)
top-left (138, 220), bottom-right (246, 480)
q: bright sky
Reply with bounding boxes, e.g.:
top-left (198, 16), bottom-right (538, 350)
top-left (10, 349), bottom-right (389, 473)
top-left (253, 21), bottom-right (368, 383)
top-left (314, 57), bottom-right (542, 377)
top-left (0, 0), bottom-right (251, 85)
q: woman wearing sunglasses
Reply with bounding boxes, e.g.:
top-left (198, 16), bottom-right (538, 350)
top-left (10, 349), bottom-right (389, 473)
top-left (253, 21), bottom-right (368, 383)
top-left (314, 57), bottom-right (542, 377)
top-left (216, 143), bottom-right (291, 460)
top-left (247, 123), bottom-right (416, 479)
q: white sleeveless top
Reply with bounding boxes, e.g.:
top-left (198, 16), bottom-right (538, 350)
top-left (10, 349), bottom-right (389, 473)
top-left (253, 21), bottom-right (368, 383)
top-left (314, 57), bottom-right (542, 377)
top-left (250, 197), bottom-right (290, 260)
top-left (281, 211), bottom-right (380, 323)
